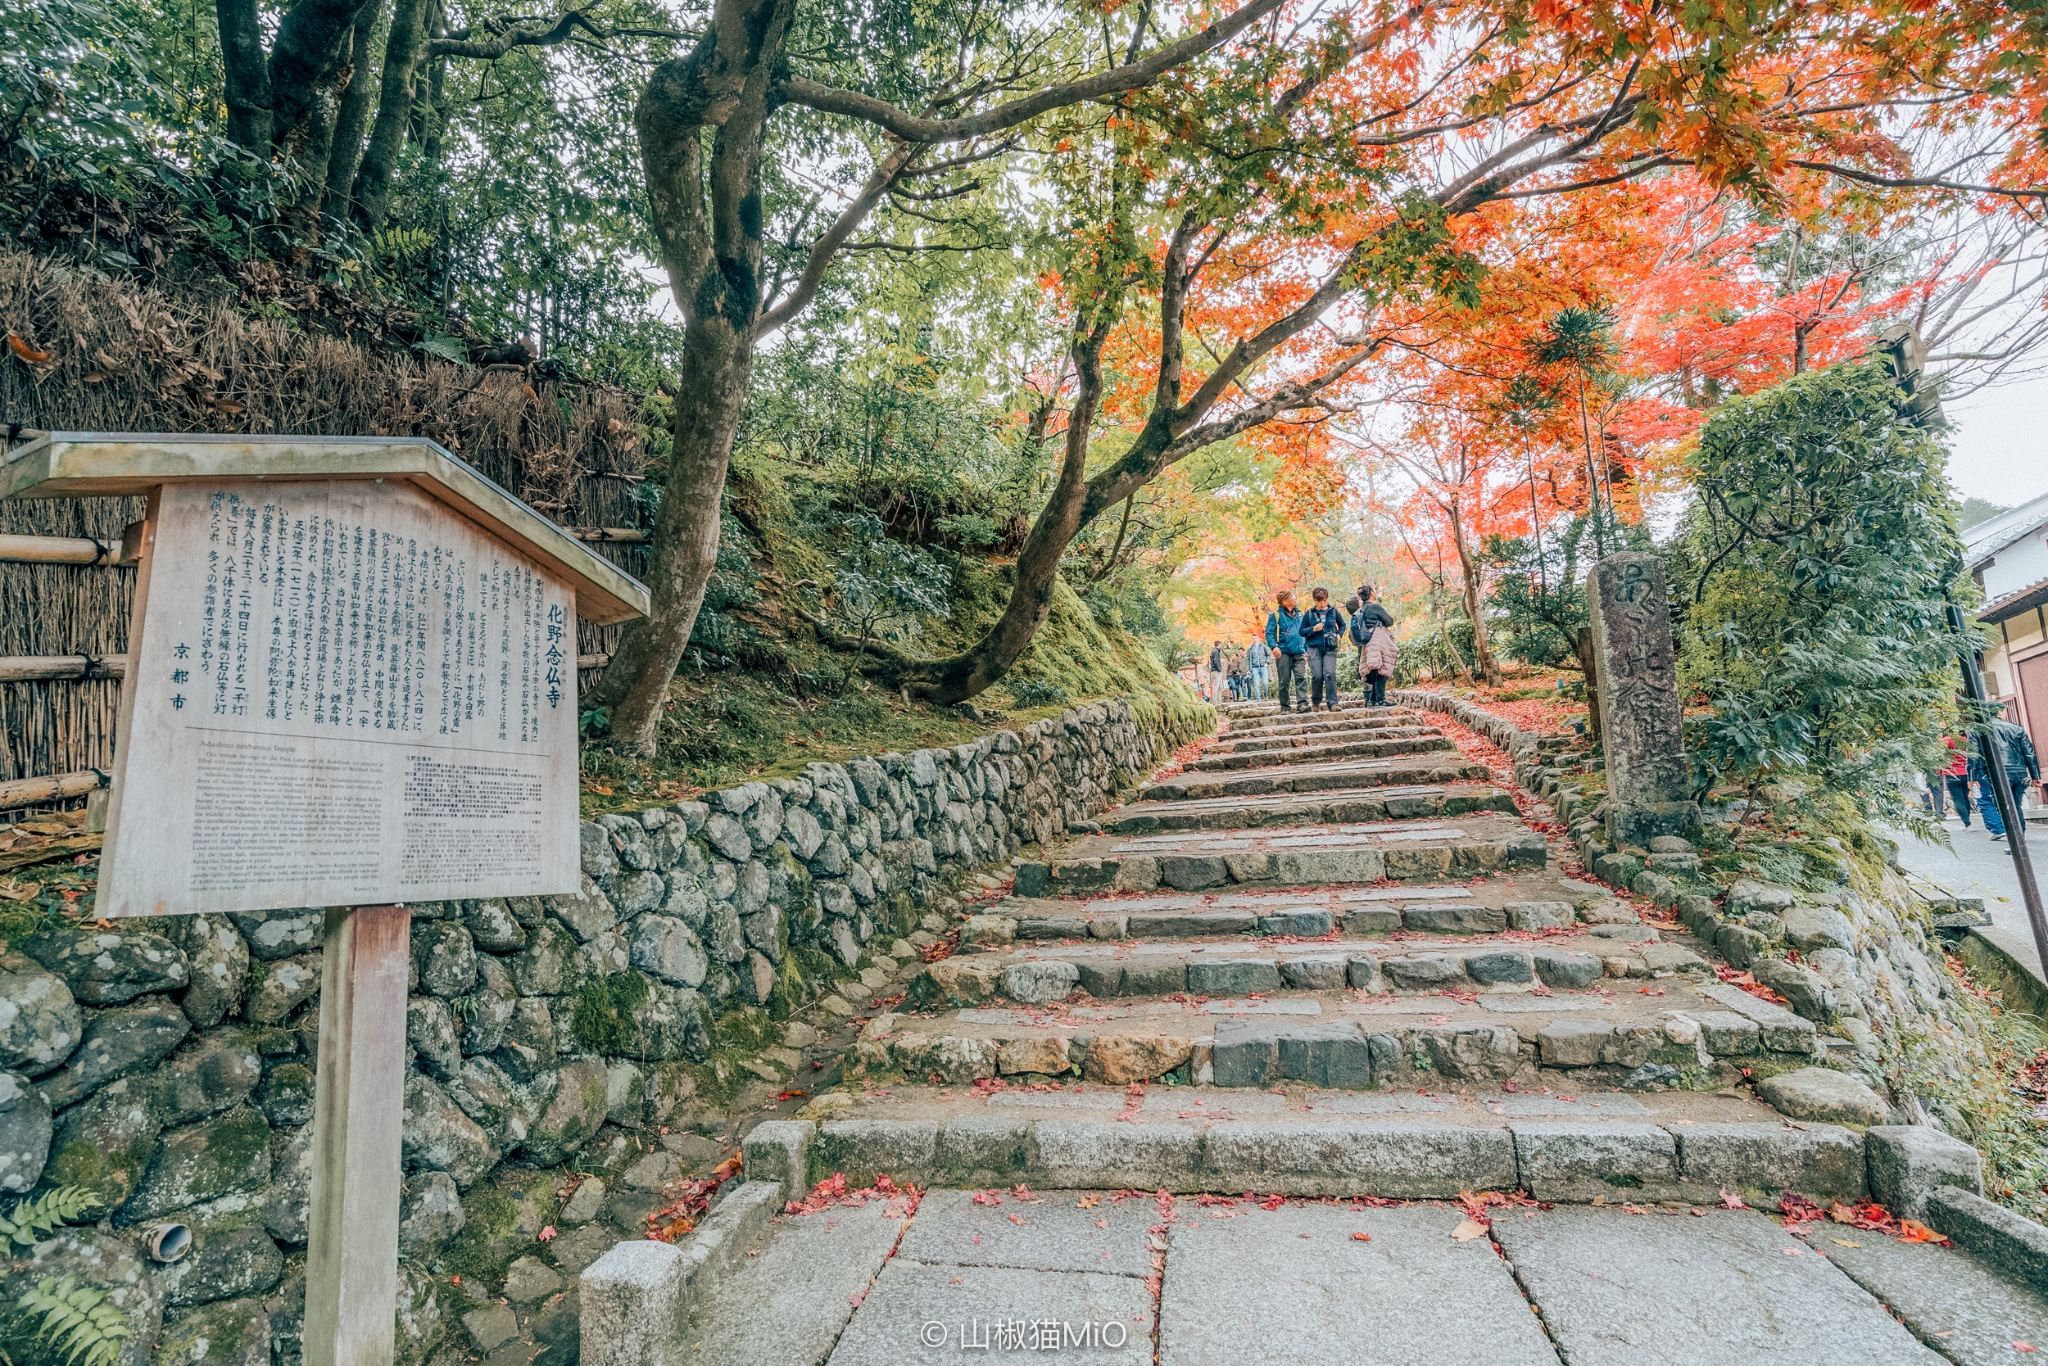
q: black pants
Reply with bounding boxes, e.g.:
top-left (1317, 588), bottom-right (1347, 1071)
top-left (1275, 652), bottom-right (1306, 708)
top-left (1364, 671), bottom-right (1387, 706)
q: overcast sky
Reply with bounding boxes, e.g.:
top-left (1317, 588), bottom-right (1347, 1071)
top-left (1944, 370), bottom-right (2048, 509)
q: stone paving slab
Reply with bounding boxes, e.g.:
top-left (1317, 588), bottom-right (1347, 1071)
top-left (1139, 755), bottom-right (1489, 801)
top-left (1158, 1204), bottom-right (1560, 1366)
top-left (681, 1201), bottom-right (909, 1366)
top-left (826, 1262), bottom-right (1153, 1366)
top-left (1104, 782), bottom-right (1518, 832)
top-left (1490, 1206), bottom-right (1943, 1366)
top-left (1812, 1225), bottom-right (2048, 1364)
top-left (897, 1187), bottom-right (1157, 1276)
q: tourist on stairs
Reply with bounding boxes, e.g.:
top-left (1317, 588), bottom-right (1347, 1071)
top-left (1245, 634), bottom-right (1271, 700)
top-left (1302, 587), bottom-right (1346, 711)
top-left (1349, 584), bottom-right (1397, 707)
top-left (1265, 591), bottom-right (1308, 712)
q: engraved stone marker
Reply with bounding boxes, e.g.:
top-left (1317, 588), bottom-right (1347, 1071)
top-left (2, 433), bottom-right (647, 1366)
top-left (1586, 552), bottom-right (1701, 847)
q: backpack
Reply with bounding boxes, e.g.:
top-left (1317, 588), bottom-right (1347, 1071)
top-left (1349, 611), bottom-right (1375, 645)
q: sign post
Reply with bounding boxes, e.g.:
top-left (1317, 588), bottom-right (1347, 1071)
top-left (1, 433), bottom-right (647, 1366)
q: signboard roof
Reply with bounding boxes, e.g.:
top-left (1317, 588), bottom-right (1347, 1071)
top-left (0, 430), bottom-right (650, 623)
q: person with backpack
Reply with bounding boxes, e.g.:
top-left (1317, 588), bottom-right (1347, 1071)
top-left (1207, 640), bottom-right (1226, 703)
top-left (1348, 584), bottom-right (1396, 706)
top-left (1264, 591), bottom-right (1308, 711)
top-left (1245, 634), bottom-right (1272, 700)
top-left (1301, 587), bottom-right (1347, 710)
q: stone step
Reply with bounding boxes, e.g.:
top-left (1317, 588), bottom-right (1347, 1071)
top-left (867, 960), bottom-right (1809, 1094)
top-left (950, 923), bottom-right (1709, 988)
top-left (1219, 697), bottom-right (1405, 722)
top-left (1187, 733), bottom-right (1457, 771)
top-left (967, 871), bottom-right (1622, 941)
top-left (1104, 781), bottom-right (1516, 833)
top-left (1012, 815), bottom-right (1547, 897)
top-left (1205, 723), bottom-right (1437, 756)
top-left (1216, 709), bottom-right (1425, 740)
top-left (1138, 754), bottom-right (1489, 801)
top-left (755, 1083), bottom-right (1868, 1201)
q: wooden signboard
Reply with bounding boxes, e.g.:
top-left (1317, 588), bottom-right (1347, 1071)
top-left (100, 479), bottom-right (581, 917)
top-left (1, 433), bottom-right (648, 1366)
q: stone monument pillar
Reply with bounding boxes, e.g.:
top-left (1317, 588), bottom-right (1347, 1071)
top-left (1587, 552), bottom-right (1701, 847)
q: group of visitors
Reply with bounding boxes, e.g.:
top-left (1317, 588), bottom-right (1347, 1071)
top-left (1194, 584), bottom-right (1399, 710)
top-left (1257, 583), bottom-right (1398, 712)
top-left (1926, 703), bottom-right (2043, 842)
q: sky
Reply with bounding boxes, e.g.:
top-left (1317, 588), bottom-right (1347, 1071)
top-left (1942, 370), bottom-right (2048, 510)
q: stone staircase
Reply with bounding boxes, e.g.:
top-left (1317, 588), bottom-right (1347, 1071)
top-left (789, 700), bottom-right (1857, 1201)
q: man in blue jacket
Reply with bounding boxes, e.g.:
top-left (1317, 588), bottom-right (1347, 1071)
top-left (1300, 587), bottom-right (1347, 710)
top-left (1265, 591), bottom-right (1307, 712)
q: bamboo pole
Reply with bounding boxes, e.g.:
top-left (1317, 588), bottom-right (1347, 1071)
top-left (0, 533), bottom-right (119, 565)
top-left (569, 528), bottom-right (648, 543)
top-left (0, 769), bottom-right (106, 811)
top-left (0, 655), bottom-right (129, 682)
top-left (576, 653), bottom-right (610, 670)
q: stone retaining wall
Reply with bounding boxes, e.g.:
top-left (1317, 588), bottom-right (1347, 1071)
top-left (0, 690), bottom-right (1207, 1366)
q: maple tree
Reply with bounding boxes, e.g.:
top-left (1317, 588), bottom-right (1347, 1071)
top-left (807, 0), bottom-right (2048, 704)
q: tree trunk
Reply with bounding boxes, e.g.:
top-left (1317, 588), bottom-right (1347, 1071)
top-left (916, 326), bottom-right (1110, 704)
top-left (217, 0), bottom-right (273, 148)
top-left (1447, 499), bottom-right (1499, 686)
top-left (322, 0), bottom-right (384, 219)
top-left (351, 0), bottom-right (429, 229)
top-left (1574, 624), bottom-right (1603, 748)
top-left (595, 0), bottom-right (794, 756)
top-left (270, 0), bottom-right (378, 154)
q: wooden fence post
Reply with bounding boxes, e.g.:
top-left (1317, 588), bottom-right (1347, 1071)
top-left (303, 905), bottom-right (413, 1366)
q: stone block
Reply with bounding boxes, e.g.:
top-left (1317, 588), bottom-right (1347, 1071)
top-left (1531, 950), bottom-right (1603, 990)
top-left (1402, 904), bottom-right (1508, 934)
top-left (1275, 1024), bottom-right (1374, 1088)
top-left (1752, 958), bottom-right (1835, 1021)
top-left (812, 1119), bottom-right (939, 1186)
top-left (0, 1071), bottom-right (51, 1193)
top-left (1463, 950), bottom-right (1532, 985)
top-left (1923, 1185), bottom-right (2048, 1289)
top-left (1511, 1122), bottom-right (1680, 1201)
top-left (1419, 1026), bottom-right (1521, 1079)
top-left (1345, 956), bottom-right (1385, 994)
top-left (1029, 1119), bottom-right (1201, 1188)
top-left (1274, 849), bottom-right (1384, 884)
top-left (1258, 909), bottom-right (1335, 937)
top-left (1200, 1121), bottom-right (1517, 1197)
top-left (0, 952), bottom-right (81, 1077)
top-left (1506, 901), bottom-right (1575, 930)
top-left (1278, 956), bottom-right (1347, 991)
top-left (1689, 1011), bottom-right (1759, 1056)
top-left (1001, 961), bottom-right (1079, 1005)
top-left (1781, 906), bottom-right (1855, 952)
top-left (1757, 1067), bottom-right (1889, 1127)
top-left (1185, 959), bottom-right (1282, 997)
top-left (1863, 1127), bottom-right (1982, 1221)
top-left (1536, 1020), bottom-right (1611, 1068)
top-left (934, 1116), bottom-right (1030, 1185)
top-left (23, 928), bottom-right (190, 1005)
top-left (580, 1240), bottom-right (686, 1366)
top-left (996, 1036), bottom-right (1072, 1076)
top-left (1081, 1034), bottom-right (1191, 1084)
top-left (1674, 1121), bottom-right (1864, 1200)
top-left (118, 1105), bottom-right (271, 1225)
top-left (1159, 855), bottom-right (1229, 890)
top-left (742, 1120), bottom-right (814, 1192)
top-left (1383, 954), bottom-right (1463, 989)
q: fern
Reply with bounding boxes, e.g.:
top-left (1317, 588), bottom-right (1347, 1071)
top-left (412, 334), bottom-right (469, 365)
top-left (11, 1276), bottom-right (133, 1366)
top-left (0, 1189), bottom-right (99, 1250)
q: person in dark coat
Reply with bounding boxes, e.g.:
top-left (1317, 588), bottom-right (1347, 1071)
top-left (1969, 702), bottom-right (2041, 841)
top-left (1346, 584), bottom-right (1396, 706)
